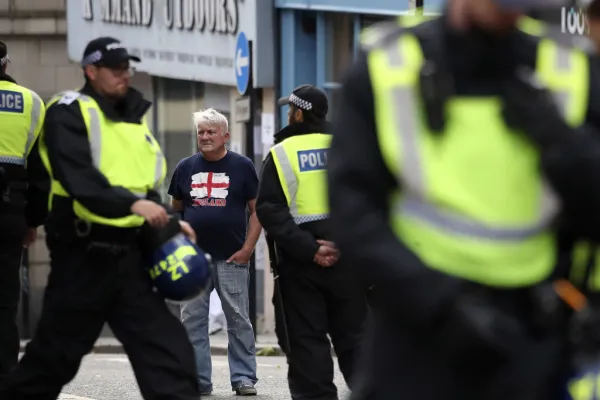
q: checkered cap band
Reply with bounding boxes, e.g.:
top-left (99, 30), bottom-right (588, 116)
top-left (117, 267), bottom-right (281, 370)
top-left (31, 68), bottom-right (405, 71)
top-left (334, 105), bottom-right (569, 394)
top-left (289, 93), bottom-right (312, 111)
top-left (81, 50), bottom-right (103, 67)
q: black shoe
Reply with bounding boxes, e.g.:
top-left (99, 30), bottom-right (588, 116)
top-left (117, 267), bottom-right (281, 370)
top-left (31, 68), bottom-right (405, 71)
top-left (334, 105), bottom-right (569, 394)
top-left (235, 383), bottom-right (257, 396)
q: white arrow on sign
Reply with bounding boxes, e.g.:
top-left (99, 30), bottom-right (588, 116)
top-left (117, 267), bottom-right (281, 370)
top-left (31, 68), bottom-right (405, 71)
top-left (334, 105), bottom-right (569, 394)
top-left (236, 48), bottom-right (249, 76)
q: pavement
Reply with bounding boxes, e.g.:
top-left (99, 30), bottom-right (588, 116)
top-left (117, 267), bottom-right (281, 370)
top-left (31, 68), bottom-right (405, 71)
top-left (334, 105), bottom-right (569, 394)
top-left (54, 354), bottom-right (351, 399)
top-left (20, 331), bottom-right (284, 357)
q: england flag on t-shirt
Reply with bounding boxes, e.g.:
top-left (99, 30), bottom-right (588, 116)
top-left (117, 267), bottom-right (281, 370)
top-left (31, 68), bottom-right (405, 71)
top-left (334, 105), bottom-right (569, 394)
top-left (190, 172), bottom-right (230, 199)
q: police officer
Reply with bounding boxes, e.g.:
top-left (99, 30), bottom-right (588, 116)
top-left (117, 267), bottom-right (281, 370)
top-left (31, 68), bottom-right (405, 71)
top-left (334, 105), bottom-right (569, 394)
top-left (0, 40), bottom-right (48, 386)
top-left (0, 37), bottom-right (200, 400)
top-left (256, 85), bottom-right (367, 400)
top-left (328, 0), bottom-right (600, 398)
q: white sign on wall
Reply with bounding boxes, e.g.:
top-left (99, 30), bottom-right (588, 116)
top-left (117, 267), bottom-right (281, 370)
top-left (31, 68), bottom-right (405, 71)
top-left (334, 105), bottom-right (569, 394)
top-left (69, 0), bottom-right (274, 87)
top-left (261, 113), bottom-right (274, 146)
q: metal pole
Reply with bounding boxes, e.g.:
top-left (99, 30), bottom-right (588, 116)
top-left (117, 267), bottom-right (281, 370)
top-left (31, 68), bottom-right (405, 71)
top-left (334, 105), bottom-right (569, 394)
top-left (245, 40), bottom-right (257, 340)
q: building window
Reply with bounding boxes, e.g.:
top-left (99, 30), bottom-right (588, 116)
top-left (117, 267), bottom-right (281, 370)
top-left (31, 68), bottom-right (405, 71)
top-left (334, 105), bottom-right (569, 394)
top-left (320, 13), bottom-right (397, 119)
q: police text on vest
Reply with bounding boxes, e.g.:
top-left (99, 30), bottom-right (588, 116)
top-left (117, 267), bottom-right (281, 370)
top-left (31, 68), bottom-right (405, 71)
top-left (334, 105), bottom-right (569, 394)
top-left (0, 90), bottom-right (24, 113)
top-left (298, 149), bottom-right (328, 172)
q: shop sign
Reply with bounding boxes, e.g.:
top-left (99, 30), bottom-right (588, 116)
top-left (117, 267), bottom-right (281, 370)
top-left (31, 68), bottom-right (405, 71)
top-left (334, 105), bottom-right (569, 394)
top-left (70, 0), bottom-right (271, 86)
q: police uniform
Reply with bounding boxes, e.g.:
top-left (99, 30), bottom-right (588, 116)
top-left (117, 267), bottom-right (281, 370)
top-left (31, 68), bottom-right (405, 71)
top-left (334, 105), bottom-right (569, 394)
top-left (256, 86), bottom-right (367, 400)
top-left (0, 41), bottom-right (48, 385)
top-left (0, 38), bottom-right (199, 400)
top-left (328, 8), bottom-right (600, 400)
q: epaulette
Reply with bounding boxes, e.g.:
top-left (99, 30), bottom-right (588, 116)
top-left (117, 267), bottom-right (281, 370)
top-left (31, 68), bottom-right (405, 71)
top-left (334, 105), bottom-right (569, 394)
top-left (57, 90), bottom-right (81, 105)
top-left (542, 26), bottom-right (593, 53)
top-left (518, 17), bottom-right (595, 54)
top-left (561, 34), bottom-right (596, 55)
top-left (360, 15), bottom-right (439, 52)
top-left (359, 20), bottom-right (405, 52)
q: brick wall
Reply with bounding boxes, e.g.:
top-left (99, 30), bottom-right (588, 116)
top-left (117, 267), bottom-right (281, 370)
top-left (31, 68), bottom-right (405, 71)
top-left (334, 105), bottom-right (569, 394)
top-left (0, 0), bottom-right (77, 100)
top-left (5, 37), bottom-right (82, 100)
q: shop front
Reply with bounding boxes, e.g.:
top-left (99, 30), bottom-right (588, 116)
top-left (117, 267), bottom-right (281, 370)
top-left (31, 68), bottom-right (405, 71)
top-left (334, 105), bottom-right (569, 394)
top-left (275, 0), bottom-right (443, 126)
top-left (67, 0), bottom-right (276, 195)
top-left (66, 0), bottom-right (277, 334)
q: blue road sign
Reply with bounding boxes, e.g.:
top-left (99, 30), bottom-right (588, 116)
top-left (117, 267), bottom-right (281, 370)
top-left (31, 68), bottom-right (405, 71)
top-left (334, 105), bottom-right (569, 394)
top-left (235, 32), bottom-right (250, 96)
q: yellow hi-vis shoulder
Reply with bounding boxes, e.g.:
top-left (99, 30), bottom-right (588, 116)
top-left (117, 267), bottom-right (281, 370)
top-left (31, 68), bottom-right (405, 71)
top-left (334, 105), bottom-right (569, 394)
top-left (270, 133), bottom-right (332, 225)
top-left (517, 16), bottom-right (548, 37)
top-left (0, 81), bottom-right (45, 166)
top-left (570, 243), bottom-right (600, 292)
top-left (39, 90), bottom-right (167, 228)
top-left (364, 24), bottom-right (588, 287)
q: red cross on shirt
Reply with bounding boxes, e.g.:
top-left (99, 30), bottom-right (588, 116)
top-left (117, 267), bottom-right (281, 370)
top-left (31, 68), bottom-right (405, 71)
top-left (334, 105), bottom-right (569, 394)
top-left (191, 172), bottom-right (230, 198)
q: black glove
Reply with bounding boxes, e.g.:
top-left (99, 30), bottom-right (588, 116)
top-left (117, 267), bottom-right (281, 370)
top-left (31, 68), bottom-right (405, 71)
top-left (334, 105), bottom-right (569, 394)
top-left (138, 215), bottom-right (182, 256)
top-left (501, 67), bottom-right (572, 150)
top-left (568, 306), bottom-right (600, 368)
top-left (0, 166), bottom-right (6, 194)
top-left (437, 289), bottom-right (525, 366)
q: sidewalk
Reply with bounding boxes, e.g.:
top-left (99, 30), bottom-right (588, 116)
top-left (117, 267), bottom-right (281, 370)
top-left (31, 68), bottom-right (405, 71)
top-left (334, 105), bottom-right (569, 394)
top-left (20, 331), bottom-right (283, 356)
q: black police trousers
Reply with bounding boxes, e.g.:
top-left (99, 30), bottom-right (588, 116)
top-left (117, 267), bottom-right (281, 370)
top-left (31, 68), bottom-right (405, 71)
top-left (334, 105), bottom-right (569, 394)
top-left (0, 229), bottom-right (200, 400)
top-left (351, 289), bottom-right (565, 400)
top-left (0, 208), bottom-right (28, 387)
top-left (0, 239), bottom-right (24, 386)
top-left (273, 259), bottom-right (367, 400)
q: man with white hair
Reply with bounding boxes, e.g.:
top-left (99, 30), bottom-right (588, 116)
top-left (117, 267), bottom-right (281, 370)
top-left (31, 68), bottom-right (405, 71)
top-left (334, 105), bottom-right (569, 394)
top-left (169, 108), bottom-right (261, 396)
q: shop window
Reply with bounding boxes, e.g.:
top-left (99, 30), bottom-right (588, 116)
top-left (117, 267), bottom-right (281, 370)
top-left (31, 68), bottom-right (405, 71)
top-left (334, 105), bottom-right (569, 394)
top-left (154, 77), bottom-right (205, 199)
top-left (325, 13), bottom-right (354, 85)
top-left (323, 12), bottom-right (354, 120)
top-left (320, 13), bottom-right (398, 120)
top-left (154, 77), bottom-right (232, 199)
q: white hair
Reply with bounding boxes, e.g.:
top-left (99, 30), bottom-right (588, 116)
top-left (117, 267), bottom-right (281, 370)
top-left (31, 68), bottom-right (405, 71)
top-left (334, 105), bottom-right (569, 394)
top-left (193, 108), bottom-right (229, 135)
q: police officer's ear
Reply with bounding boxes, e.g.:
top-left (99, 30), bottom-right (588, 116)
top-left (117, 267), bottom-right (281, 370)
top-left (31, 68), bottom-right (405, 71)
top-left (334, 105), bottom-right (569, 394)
top-left (83, 64), bottom-right (98, 82)
top-left (294, 107), bottom-right (304, 123)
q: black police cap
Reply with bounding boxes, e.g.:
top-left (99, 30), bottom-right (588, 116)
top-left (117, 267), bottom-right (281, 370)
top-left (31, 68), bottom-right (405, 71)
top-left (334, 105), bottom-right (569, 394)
top-left (278, 84), bottom-right (329, 118)
top-left (81, 37), bottom-right (140, 68)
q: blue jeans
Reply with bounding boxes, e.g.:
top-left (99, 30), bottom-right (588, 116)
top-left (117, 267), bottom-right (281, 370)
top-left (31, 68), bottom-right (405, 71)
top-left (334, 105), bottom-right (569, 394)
top-left (181, 260), bottom-right (258, 392)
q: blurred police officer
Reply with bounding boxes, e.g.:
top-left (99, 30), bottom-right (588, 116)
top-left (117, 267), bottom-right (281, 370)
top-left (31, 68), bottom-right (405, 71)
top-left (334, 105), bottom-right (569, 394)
top-left (0, 37), bottom-right (200, 400)
top-left (0, 40), bottom-right (48, 386)
top-left (328, 0), bottom-right (600, 398)
top-left (256, 85), bottom-right (367, 400)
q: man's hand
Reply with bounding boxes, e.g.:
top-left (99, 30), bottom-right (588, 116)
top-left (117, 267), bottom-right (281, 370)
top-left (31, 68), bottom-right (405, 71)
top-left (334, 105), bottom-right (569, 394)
top-left (131, 199), bottom-right (169, 227)
top-left (178, 221), bottom-right (196, 243)
top-left (23, 227), bottom-right (37, 248)
top-left (227, 247), bottom-right (253, 265)
top-left (313, 240), bottom-right (340, 267)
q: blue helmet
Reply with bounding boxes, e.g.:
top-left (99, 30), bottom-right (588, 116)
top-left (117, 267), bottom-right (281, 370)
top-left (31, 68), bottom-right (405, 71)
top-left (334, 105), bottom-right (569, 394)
top-left (560, 359), bottom-right (600, 399)
top-left (147, 233), bottom-right (212, 302)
